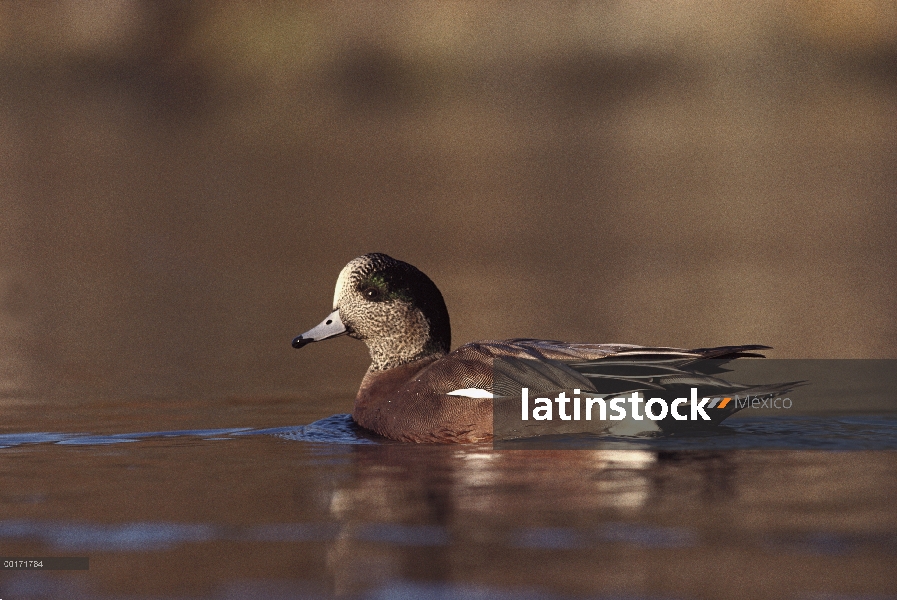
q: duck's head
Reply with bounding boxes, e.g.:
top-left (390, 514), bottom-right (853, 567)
top-left (292, 253), bottom-right (451, 371)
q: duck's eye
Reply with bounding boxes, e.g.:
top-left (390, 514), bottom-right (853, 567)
top-left (362, 287), bottom-right (382, 301)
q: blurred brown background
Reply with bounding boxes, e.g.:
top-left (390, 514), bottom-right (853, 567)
top-left (0, 1), bottom-right (895, 404)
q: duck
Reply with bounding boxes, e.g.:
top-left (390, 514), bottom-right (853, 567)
top-left (291, 253), bottom-right (769, 443)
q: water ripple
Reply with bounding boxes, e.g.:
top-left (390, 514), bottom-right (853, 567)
top-left (1, 414), bottom-right (895, 450)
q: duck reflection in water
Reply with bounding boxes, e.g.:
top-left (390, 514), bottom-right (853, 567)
top-left (313, 443), bottom-right (738, 596)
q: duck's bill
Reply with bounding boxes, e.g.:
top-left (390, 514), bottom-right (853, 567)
top-left (292, 310), bottom-right (347, 349)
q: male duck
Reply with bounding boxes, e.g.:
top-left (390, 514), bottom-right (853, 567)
top-left (292, 253), bottom-right (767, 443)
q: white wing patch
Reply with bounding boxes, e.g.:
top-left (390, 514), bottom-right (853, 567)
top-left (446, 388), bottom-right (494, 399)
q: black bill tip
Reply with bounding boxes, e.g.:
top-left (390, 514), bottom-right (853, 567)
top-left (292, 336), bottom-right (312, 349)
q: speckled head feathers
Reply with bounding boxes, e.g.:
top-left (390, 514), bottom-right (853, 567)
top-left (332, 253), bottom-right (451, 371)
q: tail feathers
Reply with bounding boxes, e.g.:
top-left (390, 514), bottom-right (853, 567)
top-left (688, 345), bottom-right (771, 359)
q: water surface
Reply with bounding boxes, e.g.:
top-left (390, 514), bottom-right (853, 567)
top-left (0, 395), bottom-right (894, 599)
